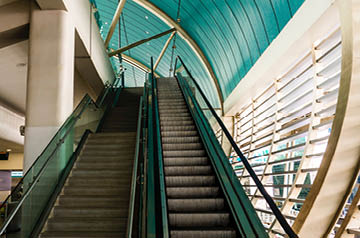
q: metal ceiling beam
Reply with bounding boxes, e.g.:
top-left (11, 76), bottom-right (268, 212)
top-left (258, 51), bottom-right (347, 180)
top-left (132, 0), bottom-right (224, 109)
top-left (108, 28), bottom-right (176, 57)
top-left (121, 53), bottom-right (160, 78)
top-left (154, 31), bottom-right (176, 71)
top-left (104, 0), bottom-right (127, 47)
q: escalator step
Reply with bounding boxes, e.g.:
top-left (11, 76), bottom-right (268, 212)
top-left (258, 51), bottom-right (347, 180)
top-left (162, 136), bottom-right (200, 143)
top-left (168, 198), bottom-right (224, 212)
top-left (164, 150), bottom-right (206, 157)
top-left (161, 125), bottom-right (196, 131)
top-left (164, 166), bottom-right (212, 176)
top-left (161, 131), bottom-right (198, 137)
top-left (159, 108), bottom-right (189, 113)
top-left (169, 213), bottom-right (230, 227)
top-left (170, 229), bottom-right (236, 238)
top-left (159, 112), bottom-right (191, 118)
top-left (166, 187), bottom-right (220, 198)
top-left (162, 143), bottom-right (202, 151)
top-left (165, 176), bottom-right (216, 187)
top-left (164, 157), bottom-right (208, 166)
top-left (160, 116), bottom-right (191, 122)
top-left (161, 120), bottom-right (194, 126)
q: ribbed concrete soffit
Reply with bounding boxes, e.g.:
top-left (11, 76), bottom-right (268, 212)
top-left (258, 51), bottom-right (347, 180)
top-left (95, 0), bottom-right (305, 106)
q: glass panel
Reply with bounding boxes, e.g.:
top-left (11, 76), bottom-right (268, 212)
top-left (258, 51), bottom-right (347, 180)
top-left (0, 87), bottom-right (114, 236)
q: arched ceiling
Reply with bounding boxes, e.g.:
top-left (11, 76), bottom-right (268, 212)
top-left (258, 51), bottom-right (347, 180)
top-left (95, 0), bottom-right (305, 108)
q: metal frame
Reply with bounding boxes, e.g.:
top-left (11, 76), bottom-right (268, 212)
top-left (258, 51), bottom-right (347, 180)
top-left (154, 31), bottom-right (176, 71)
top-left (231, 27), bottom-right (342, 237)
top-left (104, 0), bottom-right (127, 47)
top-left (132, 0), bottom-right (224, 110)
top-left (109, 28), bottom-right (176, 57)
top-left (176, 56), bottom-right (298, 238)
top-left (126, 96), bottom-right (143, 238)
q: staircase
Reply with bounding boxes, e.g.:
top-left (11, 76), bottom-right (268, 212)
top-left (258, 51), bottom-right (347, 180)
top-left (157, 78), bottom-right (237, 238)
top-left (39, 88), bottom-right (142, 238)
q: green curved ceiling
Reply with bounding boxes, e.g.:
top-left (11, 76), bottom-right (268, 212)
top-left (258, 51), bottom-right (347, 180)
top-left (95, 0), bottom-right (305, 107)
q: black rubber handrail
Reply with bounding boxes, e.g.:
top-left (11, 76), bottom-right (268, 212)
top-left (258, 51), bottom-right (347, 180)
top-left (175, 56), bottom-right (298, 238)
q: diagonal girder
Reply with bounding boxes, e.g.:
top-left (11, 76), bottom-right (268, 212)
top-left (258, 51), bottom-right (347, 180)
top-left (132, 0), bottom-right (224, 110)
top-left (108, 28), bottom-right (176, 57)
top-left (104, 0), bottom-right (127, 47)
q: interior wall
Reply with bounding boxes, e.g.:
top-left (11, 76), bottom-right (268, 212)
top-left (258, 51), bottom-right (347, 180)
top-left (0, 152), bottom-right (23, 170)
top-left (74, 66), bottom-right (98, 107)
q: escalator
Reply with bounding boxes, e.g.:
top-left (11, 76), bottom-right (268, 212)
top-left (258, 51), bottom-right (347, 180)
top-left (145, 56), bottom-right (298, 238)
top-left (157, 78), bottom-right (236, 238)
top-left (0, 57), bottom-right (297, 238)
top-left (39, 88), bottom-right (142, 237)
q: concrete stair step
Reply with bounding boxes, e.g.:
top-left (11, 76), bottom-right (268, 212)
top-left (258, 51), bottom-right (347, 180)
top-left (66, 177), bottom-right (130, 187)
top-left (62, 187), bottom-right (130, 196)
top-left (77, 155), bottom-right (133, 163)
top-left (74, 161), bottom-right (133, 170)
top-left (81, 150), bottom-right (134, 156)
top-left (52, 207), bottom-right (128, 218)
top-left (40, 231), bottom-right (125, 238)
top-left (69, 169), bottom-right (131, 178)
top-left (57, 195), bottom-right (129, 207)
top-left (45, 217), bottom-right (127, 232)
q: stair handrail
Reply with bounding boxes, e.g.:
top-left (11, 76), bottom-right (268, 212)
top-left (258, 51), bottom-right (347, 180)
top-left (126, 96), bottom-right (143, 238)
top-left (0, 79), bottom-right (120, 235)
top-left (0, 95), bottom-right (92, 235)
top-left (174, 56), bottom-right (298, 238)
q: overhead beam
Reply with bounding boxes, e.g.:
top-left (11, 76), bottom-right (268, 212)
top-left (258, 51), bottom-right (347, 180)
top-left (121, 53), bottom-right (160, 78)
top-left (154, 31), bottom-right (176, 71)
top-left (104, 0), bottom-right (127, 47)
top-left (108, 28), bottom-right (176, 57)
top-left (132, 0), bottom-right (224, 109)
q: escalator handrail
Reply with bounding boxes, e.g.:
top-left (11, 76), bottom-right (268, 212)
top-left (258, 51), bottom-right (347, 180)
top-left (175, 56), bottom-right (298, 238)
top-left (126, 96), bottom-right (143, 238)
top-left (146, 57), bottom-right (169, 238)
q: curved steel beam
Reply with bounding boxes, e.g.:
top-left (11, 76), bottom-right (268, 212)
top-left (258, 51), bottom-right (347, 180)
top-left (132, 0), bottom-right (224, 110)
top-left (293, 0), bottom-right (360, 237)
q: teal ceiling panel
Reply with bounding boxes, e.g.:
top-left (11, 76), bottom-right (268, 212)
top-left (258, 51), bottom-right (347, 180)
top-left (94, 0), bottom-right (305, 104)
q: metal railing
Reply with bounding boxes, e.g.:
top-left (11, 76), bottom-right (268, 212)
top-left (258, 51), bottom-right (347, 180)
top-left (174, 56), bottom-right (298, 238)
top-left (126, 96), bottom-right (143, 238)
top-left (145, 57), bottom-right (169, 238)
top-left (0, 81), bottom-right (120, 237)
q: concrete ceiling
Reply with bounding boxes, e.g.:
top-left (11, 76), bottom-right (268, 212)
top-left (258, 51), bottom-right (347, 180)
top-left (0, 40), bottom-right (28, 114)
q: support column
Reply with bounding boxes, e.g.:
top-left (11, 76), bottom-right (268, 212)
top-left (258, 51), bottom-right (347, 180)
top-left (24, 9), bottom-right (75, 172)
